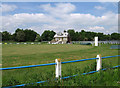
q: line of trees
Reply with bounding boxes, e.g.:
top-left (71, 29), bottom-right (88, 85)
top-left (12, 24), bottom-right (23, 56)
top-left (67, 30), bottom-right (120, 41)
top-left (1, 28), bottom-right (120, 42)
top-left (1, 28), bottom-right (55, 42)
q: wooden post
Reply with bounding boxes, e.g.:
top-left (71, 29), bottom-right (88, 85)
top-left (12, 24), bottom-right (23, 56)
top-left (55, 59), bottom-right (61, 79)
top-left (95, 37), bottom-right (98, 46)
top-left (96, 54), bottom-right (102, 71)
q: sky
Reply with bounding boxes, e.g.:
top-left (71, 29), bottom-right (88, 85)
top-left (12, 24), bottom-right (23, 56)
top-left (0, 2), bottom-right (119, 35)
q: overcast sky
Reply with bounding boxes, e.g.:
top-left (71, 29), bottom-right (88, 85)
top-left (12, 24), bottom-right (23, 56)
top-left (1, 2), bottom-right (118, 34)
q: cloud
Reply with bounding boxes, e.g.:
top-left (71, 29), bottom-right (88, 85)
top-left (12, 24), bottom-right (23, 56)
top-left (94, 6), bottom-right (105, 10)
top-left (2, 13), bottom-right (56, 33)
top-left (67, 11), bottom-right (117, 26)
top-left (1, 3), bottom-right (118, 34)
top-left (89, 26), bottom-right (105, 30)
top-left (80, 26), bottom-right (118, 34)
top-left (1, 4), bottom-right (17, 12)
top-left (78, 26), bottom-right (105, 33)
top-left (40, 3), bottom-right (76, 18)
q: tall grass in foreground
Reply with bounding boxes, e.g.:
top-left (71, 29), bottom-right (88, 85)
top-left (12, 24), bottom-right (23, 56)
top-left (38, 62), bottom-right (119, 86)
top-left (2, 62), bottom-right (119, 87)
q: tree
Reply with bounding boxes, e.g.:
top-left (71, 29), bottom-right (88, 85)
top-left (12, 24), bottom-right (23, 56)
top-left (24, 29), bottom-right (37, 42)
top-left (41, 30), bottom-right (55, 41)
top-left (35, 34), bottom-right (41, 42)
top-left (16, 30), bottom-right (25, 42)
top-left (105, 34), bottom-right (111, 40)
top-left (97, 33), bottom-right (104, 41)
top-left (13, 28), bottom-right (24, 41)
top-left (67, 29), bottom-right (76, 41)
top-left (74, 32), bottom-right (79, 41)
top-left (111, 33), bottom-right (120, 40)
top-left (0, 32), bottom-right (2, 42)
top-left (13, 28), bottom-right (38, 42)
top-left (2, 31), bottom-right (11, 41)
top-left (79, 30), bottom-right (86, 41)
top-left (85, 32), bottom-right (93, 41)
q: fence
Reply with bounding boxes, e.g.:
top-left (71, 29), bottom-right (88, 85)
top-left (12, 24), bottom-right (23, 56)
top-left (1, 40), bottom-right (120, 45)
top-left (1, 55), bottom-right (120, 88)
top-left (72, 40), bottom-right (120, 44)
top-left (0, 42), bottom-right (41, 45)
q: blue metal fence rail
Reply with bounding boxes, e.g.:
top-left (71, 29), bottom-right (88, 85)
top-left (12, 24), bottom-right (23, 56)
top-left (3, 65), bottom-right (120, 88)
top-left (0, 63), bottom-right (56, 70)
top-left (1, 55), bottom-right (120, 70)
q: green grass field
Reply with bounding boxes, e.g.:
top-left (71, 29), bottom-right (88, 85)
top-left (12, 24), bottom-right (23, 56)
top-left (2, 44), bottom-right (119, 87)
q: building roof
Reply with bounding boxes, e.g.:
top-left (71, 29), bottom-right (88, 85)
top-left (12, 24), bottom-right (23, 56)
top-left (54, 32), bottom-right (68, 38)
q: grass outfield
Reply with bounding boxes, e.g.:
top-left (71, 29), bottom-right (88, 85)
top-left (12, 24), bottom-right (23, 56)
top-left (2, 44), bottom-right (119, 87)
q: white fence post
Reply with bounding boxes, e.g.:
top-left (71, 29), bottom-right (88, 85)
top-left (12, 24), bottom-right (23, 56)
top-left (95, 37), bottom-right (98, 46)
top-left (96, 54), bottom-right (102, 71)
top-left (55, 59), bottom-right (61, 80)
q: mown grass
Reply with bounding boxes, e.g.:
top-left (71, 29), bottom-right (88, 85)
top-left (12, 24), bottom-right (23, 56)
top-left (2, 44), bottom-right (119, 87)
top-left (3, 44), bottom-right (92, 67)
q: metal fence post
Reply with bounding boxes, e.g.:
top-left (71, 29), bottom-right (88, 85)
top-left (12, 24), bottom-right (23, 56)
top-left (96, 54), bottom-right (102, 71)
top-left (55, 59), bottom-right (61, 80)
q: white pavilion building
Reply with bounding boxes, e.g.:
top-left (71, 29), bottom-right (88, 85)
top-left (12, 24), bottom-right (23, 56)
top-left (49, 31), bottom-right (70, 44)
